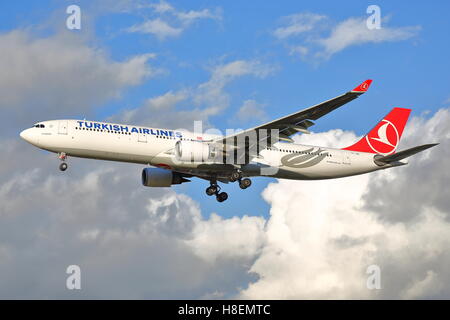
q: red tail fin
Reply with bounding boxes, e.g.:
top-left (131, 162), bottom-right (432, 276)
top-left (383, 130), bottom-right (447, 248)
top-left (342, 107), bottom-right (411, 155)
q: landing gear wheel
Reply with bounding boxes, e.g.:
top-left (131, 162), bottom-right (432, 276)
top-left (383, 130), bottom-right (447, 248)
top-left (59, 162), bottom-right (68, 171)
top-left (206, 185), bottom-right (218, 196)
top-left (230, 171), bottom-right (242, 182)
top-left (239, 178), bottom-right (252, 189)
top-left (216, 192), bottom-right (228, 202)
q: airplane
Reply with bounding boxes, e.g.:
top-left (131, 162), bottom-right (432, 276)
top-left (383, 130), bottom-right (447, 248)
top-left (20, 79), bottom-right (438, 202)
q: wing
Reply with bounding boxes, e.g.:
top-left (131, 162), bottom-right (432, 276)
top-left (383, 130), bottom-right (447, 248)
top-left (216, 79), bottom-right (372, 146)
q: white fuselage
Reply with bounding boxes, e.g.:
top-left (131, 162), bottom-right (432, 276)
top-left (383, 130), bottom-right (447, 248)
top-left (20, 119), bottom-right (393, 180)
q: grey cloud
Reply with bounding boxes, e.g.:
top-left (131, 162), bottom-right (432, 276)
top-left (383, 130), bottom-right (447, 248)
top-left (0, 30), bottom-right (156, 135)
top-left (331, 235), bottom-right (369, 249)
top-left (0, 138), bottom-right (265, 299)
top-left (239, 109), bottom-right (450, 299)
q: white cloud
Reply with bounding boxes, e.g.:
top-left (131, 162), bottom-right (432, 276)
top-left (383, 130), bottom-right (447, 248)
top-left (208, 60), bottom-right (274, 81)
top-left (317, 17), bottom-right (420, 58)
top-left (274, 13), bottom-right (420, 60)
top-left (289, 45), bottom-right (309, 57)
top-left (186, 213), bottom-right (266, 263)
top-left (273, 13), bottom-right (326, 39)
top-left (146, 90), bottom-right (188, 111)
top-left (235, 99), bottom-right (268, 124)
top-left (176, 9), bottom-right (221, 24)
top-left (150, 0), bottom-right (174, 13)
top-left (195, 60), bottom-right (275, 111)
top-left (126, 1), bottom-right (221, 40)
top-left (127, 18), bottom-right (183, 40)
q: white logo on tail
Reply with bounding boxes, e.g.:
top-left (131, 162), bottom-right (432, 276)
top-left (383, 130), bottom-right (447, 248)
top-left (365, 120), bottom-right (399, 154)
top-left (371, 122), bottom-right (395, 147)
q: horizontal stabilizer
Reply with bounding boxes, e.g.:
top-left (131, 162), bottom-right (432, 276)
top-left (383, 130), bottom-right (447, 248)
top-left (374, 143), bottom-right (438, 165)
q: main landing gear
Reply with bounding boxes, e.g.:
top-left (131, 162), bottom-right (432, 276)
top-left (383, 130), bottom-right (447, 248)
top-left (58, 152), bottom-right (68, 171)
top-left (239, 178), bottom-right (252, 189)
top-left (231, 170), bottom-right (252, 190)
top-left (205, 182), bottom-right (228, 203)
top-left (205, 172), bottom-right (252, 203)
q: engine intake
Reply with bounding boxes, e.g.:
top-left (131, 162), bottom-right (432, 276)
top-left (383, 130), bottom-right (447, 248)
top-left (175, 140), bottom-right (216, 162)
top-left (142, 168), bottom-right (190, 187)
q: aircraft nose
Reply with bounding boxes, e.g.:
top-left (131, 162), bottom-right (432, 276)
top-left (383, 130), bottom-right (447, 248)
top-left (20, 128), bottom-right (38, 145)
top-left (20, 129), bottom-right (30, 141)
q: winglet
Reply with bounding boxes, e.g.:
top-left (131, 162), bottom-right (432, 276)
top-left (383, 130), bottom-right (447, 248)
top-left (351, 79), bottom-right (373, 93)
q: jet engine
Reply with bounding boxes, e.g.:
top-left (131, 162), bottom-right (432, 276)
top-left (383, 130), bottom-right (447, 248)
top-left (175, 140), bottom-right (216, 162)
top-left (141, 168), bottom-right (190, 187)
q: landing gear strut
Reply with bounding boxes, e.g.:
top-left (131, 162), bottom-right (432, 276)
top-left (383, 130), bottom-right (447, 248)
top-left (205, 181), bottom-right (228, 202)
top-left (58, 152), bottom-right (68, 171)
top-left (230, 170), bottom-right (242, 182)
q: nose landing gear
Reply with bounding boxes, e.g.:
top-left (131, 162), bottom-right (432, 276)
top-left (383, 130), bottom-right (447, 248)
top-left (58, 152), bottom-right (68, 171)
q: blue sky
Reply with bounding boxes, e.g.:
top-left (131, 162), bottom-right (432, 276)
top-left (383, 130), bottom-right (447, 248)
top-left (2, 0), bottom-right (449, 218)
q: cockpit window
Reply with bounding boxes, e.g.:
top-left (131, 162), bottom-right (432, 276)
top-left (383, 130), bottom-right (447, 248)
top-left (34, 124), bottom-right (45, 128)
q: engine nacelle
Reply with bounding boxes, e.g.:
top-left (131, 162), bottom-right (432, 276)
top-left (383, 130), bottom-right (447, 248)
top-left (141, 168), bottom-right (189, 187)
top-left (175, 140), bottom-right (216, 162)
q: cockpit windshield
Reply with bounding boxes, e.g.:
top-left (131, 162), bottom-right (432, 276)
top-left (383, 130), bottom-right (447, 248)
top-left (34, 124), bottom-right (45, 128)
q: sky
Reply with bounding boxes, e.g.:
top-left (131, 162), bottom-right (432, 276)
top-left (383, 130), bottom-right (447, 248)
top-left (0, 0), bottom-right (450, 299)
